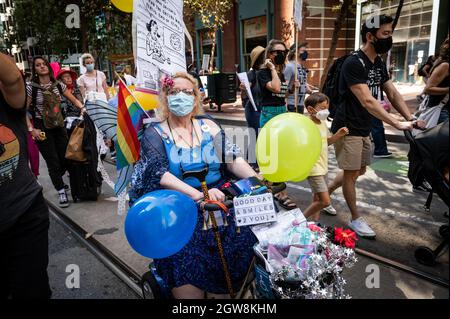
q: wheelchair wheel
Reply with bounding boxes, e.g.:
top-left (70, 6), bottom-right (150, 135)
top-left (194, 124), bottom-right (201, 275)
top-left (141, 271), bottom-right (166, 299)
top-left (439, 225), bottom-right (449, 239)
top-left (415, 246), bottom-right (436, 266)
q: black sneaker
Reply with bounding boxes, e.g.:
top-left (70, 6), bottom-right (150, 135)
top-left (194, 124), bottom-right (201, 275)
top-left (58, 191), bottom-right (70, 208)
top-left (413, 182), bottom-right (432, 193)
top-left (373, 152), bottom-right (393, 158)
top-left (64, 184), bottom-right (70, 191)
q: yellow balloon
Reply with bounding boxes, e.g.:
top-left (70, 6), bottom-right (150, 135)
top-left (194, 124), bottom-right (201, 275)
top-left (111, 0), bottom-right (133, 13)
top-left (256, 113), bottom-right (322, 183)
top-left (133, 90), bottom-right (159, 111)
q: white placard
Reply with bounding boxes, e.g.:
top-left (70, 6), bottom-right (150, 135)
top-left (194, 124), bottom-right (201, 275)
top-left (237, 72), bottom-right (257, 112)
top-left (294, 0), bottom-right (303, 30)
top-left (233, 193), bottom-right (277, 227)
top-left (202, 54), bottom-right (210, 72)
top-left (134, 0), bottom-right (186, 92)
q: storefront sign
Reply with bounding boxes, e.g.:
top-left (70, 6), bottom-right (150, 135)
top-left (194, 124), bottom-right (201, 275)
top-left (244, 16), bottom-right (267, 39)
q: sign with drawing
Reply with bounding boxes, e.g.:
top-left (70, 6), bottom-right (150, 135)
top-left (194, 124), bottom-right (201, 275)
top-left (134, 0), bottom-right (186, 92)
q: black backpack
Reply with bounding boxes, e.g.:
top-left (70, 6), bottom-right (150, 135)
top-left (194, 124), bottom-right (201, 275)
top-left (321, 51), bottom-right (365, 118)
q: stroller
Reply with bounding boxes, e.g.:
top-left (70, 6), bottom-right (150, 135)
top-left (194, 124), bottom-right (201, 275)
top-left (405, 121), bottom-right (449, 266)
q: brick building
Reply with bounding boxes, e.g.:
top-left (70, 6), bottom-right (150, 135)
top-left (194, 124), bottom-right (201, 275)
top-left (189, 0), bottom-right (357, 87)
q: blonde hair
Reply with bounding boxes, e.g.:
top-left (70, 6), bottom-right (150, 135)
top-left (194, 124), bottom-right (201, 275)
top-left (157, 72), bottom-right (203, 121)
top-left (81, 53), bottom-right (95, 66)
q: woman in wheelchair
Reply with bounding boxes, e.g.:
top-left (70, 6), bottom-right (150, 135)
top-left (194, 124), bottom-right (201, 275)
top-left (129, 72), bottom-right (263, 299)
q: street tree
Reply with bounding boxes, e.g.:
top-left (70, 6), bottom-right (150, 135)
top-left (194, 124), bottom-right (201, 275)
top-left (184, 0), bottom-right (234, 72)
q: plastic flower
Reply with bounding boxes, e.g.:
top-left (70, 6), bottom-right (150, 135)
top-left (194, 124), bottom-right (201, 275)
top-left (334, 228), bottom-right (358, 249)
top-left (161, 75), bottom-right (174, 90)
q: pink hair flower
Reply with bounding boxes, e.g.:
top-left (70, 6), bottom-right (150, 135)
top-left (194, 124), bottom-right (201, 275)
top-left (161, 75), bottom-right (174, 90)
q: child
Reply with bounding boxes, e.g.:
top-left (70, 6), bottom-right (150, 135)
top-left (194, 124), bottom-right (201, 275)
top-left (303, 93), bottom-right (349, 223)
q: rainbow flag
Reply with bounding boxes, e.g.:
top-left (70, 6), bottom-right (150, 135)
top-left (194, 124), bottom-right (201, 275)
top-left (116, 81), bottom-right (145, 170)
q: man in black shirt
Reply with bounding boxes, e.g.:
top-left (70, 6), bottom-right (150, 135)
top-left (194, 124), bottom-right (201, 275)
top-left (0, 53), bottom-right (51, 299)
top-left (328, 15), bottom-right (424, 238)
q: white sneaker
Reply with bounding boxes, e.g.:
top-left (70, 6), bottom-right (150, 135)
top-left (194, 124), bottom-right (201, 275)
top-left (58, 190), bottom-right (70, 208)
top-left (321, 205), bottom-right (337, 216)
top-left (348, 217), bottom-right (376, 238)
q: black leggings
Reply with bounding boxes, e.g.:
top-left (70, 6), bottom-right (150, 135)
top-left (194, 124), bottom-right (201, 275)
top-left (0, 193), bottom-right (51, 299)
top-left (34, 119), bottom-right (68, 191)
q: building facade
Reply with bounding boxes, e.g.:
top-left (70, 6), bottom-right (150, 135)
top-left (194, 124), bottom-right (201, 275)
top-left (356, 0), bottom-right (448, 84)
top-left (192, 0), bottom-right (357, 87)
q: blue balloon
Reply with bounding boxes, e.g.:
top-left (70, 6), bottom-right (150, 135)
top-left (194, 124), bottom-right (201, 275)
top-left (125, 190), bottom-right (198, 259)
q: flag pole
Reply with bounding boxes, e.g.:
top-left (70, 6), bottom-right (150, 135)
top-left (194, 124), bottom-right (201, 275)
top-left (115, 71), bottom-right (153, 119)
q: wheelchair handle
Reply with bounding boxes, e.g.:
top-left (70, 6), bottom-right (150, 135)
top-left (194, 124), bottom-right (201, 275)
top-left (203, 200), bottom-right (234, 212)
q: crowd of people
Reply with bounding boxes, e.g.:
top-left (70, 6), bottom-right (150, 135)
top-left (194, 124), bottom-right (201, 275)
top-left (0, 13), bottom-right (447, 300)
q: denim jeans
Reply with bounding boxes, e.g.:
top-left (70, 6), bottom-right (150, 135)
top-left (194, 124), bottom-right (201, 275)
top-left (371, 117), bottom-right (389, 155)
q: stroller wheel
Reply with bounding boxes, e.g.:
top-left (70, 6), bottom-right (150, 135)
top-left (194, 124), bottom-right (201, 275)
top-left (141, 271), bottom-right (164, 299)
top-left (415, 247), bottom-right (436, 266)
top-left (439, 225), bottom-right (449, 238)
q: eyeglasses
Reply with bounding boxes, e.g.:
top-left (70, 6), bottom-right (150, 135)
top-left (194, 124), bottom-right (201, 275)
top-left (168, 88), bottom-right (196, 96)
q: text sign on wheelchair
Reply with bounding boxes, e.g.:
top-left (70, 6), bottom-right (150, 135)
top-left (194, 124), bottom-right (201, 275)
top-left (233, 193), bottom-right (277, 227)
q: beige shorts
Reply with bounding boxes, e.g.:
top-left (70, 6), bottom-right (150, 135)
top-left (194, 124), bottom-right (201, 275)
top-left (307, 175), bottom-right (328, 194)
top-left (334, 135), bottom-right (372, 171)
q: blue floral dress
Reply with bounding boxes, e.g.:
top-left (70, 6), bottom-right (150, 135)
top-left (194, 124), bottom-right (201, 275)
top-left (129, 118), bottom-right (257, 294)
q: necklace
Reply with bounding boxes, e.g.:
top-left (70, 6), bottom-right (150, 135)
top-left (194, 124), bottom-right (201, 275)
top-left (167, 118), bottom-right (201, 158)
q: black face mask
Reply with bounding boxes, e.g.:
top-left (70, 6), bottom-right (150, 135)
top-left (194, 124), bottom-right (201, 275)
top-left (274, 53), bottom-right (286, 66)
top-left (372, 36), bottom-right (393, 54)
top-left (300, 51), bottom-right (309, 61)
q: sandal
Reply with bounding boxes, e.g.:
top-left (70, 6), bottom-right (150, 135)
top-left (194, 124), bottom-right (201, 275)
top-left (274, 193), bottom-right (298, 210)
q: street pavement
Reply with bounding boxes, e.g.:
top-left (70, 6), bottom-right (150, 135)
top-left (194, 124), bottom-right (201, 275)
top-left (48, 213), bottom-right (138, 299)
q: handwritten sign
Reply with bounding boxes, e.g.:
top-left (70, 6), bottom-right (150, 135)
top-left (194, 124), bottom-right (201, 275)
top-left (233, 193), bottom-right (277, 227)
top-left (134, 0), bottom-right (186, 92)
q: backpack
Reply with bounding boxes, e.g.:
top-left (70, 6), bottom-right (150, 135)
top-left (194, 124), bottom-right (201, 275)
top-left (31, 81), bottom-right (65, 129)
top-left (321, 51), bottom-right (365, 118)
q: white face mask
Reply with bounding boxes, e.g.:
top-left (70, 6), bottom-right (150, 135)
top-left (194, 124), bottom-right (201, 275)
top-left (314, 109), bottom-right (330, 121)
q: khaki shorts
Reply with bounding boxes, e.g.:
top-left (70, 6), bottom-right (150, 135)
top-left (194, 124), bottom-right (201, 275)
top-left (334, 135), bottom-right (372, 171)
top-left (307, 175), bottom-right (328, 194)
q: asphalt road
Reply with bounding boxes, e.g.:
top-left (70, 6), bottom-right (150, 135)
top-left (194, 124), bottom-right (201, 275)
top-left (48, 213), bottom-right (139, 299)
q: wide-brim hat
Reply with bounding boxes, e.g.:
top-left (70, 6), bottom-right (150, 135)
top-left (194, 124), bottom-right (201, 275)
top-left (250, 46), bottom-right (266, 69)
top-left (56, 67), bottom-right (78, 82)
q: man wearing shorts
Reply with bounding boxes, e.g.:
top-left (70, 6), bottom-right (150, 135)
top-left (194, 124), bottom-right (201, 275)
top-left (329, 15), bottom-right (423, 238)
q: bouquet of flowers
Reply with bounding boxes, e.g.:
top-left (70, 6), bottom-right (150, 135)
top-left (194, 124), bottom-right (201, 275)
top-left (251, 210), bottom-right (358, 299)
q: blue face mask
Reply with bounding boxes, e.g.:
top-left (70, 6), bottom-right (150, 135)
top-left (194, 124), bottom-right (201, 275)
top-left (168, 92), bottom-right (195, 117)
top-left (86, 63), bottom-right (95, 72)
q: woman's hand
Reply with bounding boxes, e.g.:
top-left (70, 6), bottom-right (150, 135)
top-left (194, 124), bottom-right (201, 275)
top-left (207, 188), bottom-right (226, 202)
top-left (265, 59), bottom-right (275, 70)
top-left (31, 128), bottom-right (43, 141)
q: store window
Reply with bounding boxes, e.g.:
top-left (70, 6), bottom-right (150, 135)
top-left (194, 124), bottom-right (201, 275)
top-left (243, 16), bottom-right (267, 70)
top-left (199, 29), bottom-right (218, 71)
top-left (360, 0), bottom-right (434, 84)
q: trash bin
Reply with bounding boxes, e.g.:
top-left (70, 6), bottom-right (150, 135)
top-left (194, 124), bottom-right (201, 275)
top-left (207, 73), bottom-right (237, 112)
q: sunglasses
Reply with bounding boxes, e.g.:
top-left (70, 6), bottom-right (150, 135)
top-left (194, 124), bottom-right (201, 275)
top-left (270, 49), bottom-right (288, 56)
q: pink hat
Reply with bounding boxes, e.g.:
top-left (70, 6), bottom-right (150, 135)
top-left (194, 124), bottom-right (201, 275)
top-left (49, 62), bottom-right (61, 77)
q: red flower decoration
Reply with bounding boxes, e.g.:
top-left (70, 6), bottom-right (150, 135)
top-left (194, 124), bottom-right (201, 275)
top-left (334, 228), bottom-right (358, 249)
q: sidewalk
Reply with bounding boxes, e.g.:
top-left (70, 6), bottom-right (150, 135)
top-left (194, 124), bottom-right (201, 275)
top-left (40, 159), bottom-right (448, 299)
top-left (205, 84), bottom-right (424, 144)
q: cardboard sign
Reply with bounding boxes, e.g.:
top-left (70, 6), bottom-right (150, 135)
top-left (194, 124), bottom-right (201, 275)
top-left (234, 193), bottom-right (277, 227)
